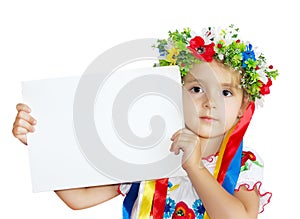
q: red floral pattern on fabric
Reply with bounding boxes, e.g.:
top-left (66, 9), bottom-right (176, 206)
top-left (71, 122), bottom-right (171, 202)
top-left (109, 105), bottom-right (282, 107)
top-left (172, 201), bottom-right (196, 219)
top-left (241, 151), bottom-right (256, 166)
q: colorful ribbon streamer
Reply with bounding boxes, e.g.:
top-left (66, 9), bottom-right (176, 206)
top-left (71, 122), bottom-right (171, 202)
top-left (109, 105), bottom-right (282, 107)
top-left (122, 179), bottom-right (169, 219)
top-left (204, 102), bottom-right (255, 219)
top-left (152, 178), bottom-right (169, 218)
top-left (216, 102), bottom-right (255, 188)
top-left (122, 182), bottom-right (140, 219)
top-left (138, 180), bottom-right (156, 218)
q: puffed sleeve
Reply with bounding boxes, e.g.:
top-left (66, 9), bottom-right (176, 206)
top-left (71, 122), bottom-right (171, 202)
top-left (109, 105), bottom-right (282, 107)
top-left (118, 183), bottom-right (132, 196)
top-left (235, 148), bottom-right (272, 213)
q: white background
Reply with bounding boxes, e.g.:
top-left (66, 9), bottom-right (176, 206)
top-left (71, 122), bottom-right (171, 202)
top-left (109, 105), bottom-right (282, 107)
top-left (0, 0), bottom-right (298, 218)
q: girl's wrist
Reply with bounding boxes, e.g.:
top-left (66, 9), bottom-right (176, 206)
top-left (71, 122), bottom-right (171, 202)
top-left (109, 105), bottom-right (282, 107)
top-left (183, 161), bottom-right (206, 174)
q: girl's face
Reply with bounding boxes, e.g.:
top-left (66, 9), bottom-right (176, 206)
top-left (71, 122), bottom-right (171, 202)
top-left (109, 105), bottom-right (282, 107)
top-left (182, 60), bottom-right (247, 139)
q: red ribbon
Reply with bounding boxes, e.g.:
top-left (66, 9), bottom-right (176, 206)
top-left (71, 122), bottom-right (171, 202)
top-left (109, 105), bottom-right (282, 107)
top-left (152, 178), bottom-right (169, 219)
top-left (217, 102), bottom-right (255, 184)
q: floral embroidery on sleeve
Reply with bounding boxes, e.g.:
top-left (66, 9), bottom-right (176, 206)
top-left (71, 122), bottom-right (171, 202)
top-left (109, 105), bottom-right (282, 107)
top-left (241, 151), bottom-right (263, 172)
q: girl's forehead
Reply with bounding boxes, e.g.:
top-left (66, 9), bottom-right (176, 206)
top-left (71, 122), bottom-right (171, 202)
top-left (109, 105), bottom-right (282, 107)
top-left (184, 61), bottom-right (241, 86)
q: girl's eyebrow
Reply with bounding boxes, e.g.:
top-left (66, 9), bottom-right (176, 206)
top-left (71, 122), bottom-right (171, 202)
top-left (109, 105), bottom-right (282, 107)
top-left (184, 79), bottom-right (240, 90)
top-left (184, 78), bottom-right (201, 83)
top-left (221, 82), bottom-right (239, 89)
top-left (184, 78), bottom-right (195, 82)
top-left (184, 78), bottom-right (240, 89)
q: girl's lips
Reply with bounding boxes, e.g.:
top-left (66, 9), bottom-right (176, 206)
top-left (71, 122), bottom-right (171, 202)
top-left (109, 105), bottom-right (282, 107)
top-left (199, 116), bottom-right (217, 122)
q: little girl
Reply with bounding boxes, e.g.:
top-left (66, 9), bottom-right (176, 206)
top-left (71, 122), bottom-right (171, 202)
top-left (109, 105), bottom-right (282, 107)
top-left (12, 25), bottom-right (277, 219)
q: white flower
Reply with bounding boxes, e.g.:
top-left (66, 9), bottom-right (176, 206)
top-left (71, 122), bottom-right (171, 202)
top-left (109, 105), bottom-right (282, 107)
top-left (255, 97), bottom-right (264, 108)
top-left (257, 69), bottom-right (268, 84)
top-left (201, 27), bottom-right (220, 44)
top-left (253, 46), bottom-right (261, 58)
top-left (218, 53), bottom-right (224, 60)
top-left (217, 26), bottom-right (239, 45)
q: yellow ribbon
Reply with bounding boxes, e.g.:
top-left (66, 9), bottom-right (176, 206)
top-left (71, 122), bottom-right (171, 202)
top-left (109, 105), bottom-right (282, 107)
top-left (213, 124), bottom-right (236, 178)
top-left (203, 212), bottom-right (210, 219)
top-left (138, 180), bottom-right (156, 218)
top-left (203, 125), bottom-right (236, 219)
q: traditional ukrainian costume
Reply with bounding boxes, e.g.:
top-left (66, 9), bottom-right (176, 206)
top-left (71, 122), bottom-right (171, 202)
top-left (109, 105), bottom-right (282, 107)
top-left (119, 103), bottom-right (272, 219)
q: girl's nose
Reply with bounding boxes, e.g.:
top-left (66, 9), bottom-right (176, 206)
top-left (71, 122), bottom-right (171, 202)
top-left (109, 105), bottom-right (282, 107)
top-left (202, 93), bottom-right (217, 109)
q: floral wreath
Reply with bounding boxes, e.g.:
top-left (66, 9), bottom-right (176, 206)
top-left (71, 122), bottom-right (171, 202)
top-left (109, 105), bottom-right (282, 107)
top-left (153, 24), bottom-right (279, 102)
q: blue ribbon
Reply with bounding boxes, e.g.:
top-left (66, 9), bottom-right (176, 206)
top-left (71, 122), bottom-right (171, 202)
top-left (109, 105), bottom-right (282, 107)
top-left (222, 140), bottom-right (243, 194)
top-left (122, 182), bottom-right (140, 219)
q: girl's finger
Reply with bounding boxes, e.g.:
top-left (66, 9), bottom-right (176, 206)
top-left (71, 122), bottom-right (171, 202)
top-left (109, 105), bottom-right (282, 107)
top-left (170, 141), bottom-right (181, 155)
top-left (170, 129), bottom-right (182, 141)
top-left (170, 137), bottom-right (193, 153)
top-left (16, 103), bottom-right (31, 113)
top-left (171, 128), bottom-right (190, 141)
top-left (17, 111), bottom-right (37, 125)
top-left (16, 134), bottom-right (27, 145)
top-left (171, 133), bottom-right (196, 144)
top-left (14, 119), bottom-right (35, 133)
top-left (12, 126), bottom-right (29, 136)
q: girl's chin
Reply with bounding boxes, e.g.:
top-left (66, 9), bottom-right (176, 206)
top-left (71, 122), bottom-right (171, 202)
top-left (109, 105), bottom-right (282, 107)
top-left (185, 124), bottom-right (224, 137)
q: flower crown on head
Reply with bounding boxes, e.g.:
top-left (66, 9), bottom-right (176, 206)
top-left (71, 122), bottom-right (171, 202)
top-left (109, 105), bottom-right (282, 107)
top-left (153, 24), bottom-right (279, 102)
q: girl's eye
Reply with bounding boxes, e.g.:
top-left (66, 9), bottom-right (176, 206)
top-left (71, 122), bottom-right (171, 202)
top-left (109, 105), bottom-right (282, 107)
top-left (222, 90), bottom-right (232, 97)
top-left (191, 86), bottom-right (204, 93)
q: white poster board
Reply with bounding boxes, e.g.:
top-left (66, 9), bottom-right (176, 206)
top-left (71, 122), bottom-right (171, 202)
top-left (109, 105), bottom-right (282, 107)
top-left (22, 66), bottom-right (186, 192)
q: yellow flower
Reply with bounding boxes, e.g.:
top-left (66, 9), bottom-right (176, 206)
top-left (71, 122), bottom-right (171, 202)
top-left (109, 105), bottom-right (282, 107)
top-left (218, 39), bottom-right (225, 45)
top-left (166, 47), bottom-right (179, 65)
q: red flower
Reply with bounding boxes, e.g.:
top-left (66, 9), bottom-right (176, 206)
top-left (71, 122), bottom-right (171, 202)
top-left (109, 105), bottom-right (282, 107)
top-left (172, 201), bottom-right (195, 219)
top-left (187, 36), bottom-right (215, 62)
top-left (259, 78), bottom-right (273, 95)
top-left (241, 151), bottom-right (256, 166)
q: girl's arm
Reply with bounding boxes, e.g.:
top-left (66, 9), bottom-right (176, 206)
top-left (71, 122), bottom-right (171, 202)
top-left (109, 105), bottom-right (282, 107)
top-left (170, 128), bottom-right (260, 219)
top-left (186, 166), bottom-right (259, 219)
top-left (55, 184), bottom-right (120, 210)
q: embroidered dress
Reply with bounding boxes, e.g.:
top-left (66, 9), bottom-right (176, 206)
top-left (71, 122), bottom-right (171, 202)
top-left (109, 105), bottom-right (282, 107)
top-left (118, 147), bottom-right (272, 219)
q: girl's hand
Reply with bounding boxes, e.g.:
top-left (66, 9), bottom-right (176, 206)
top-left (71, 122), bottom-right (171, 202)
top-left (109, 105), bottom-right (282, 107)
top-left (12, 103), bottom-right (37, 145)
top-left (170, 128), bottom-right (204, 171)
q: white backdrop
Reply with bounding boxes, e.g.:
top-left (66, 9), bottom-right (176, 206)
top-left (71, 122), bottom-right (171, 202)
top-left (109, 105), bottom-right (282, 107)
top-left (0, 0), bottom-right (298, 218)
